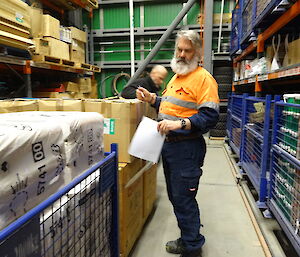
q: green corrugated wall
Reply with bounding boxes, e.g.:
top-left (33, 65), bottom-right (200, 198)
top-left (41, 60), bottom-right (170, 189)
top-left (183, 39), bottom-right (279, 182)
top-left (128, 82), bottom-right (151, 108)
top-left (87, 1), bottom-right (233, 98)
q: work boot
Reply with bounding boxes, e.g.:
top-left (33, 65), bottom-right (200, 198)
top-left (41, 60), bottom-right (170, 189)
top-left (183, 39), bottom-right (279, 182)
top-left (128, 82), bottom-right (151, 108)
top-left (180, 248), bottom-right (202, 257)
top-left (165, 238), bottom-right (185, 254)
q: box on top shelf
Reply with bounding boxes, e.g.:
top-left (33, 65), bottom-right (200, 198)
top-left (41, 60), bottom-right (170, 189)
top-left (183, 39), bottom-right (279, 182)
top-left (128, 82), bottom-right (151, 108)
top-left (29, 6), bottom-right (43, 38)
top-left (68, 27), bottom-right (87, 43)
top-left (42, 14), bottom-right (60, 39)
top-left (0, 0), bottom-right (31, 38)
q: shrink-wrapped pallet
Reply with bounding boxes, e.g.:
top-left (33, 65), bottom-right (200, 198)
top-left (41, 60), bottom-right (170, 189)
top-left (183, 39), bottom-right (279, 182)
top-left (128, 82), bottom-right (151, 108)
top-left (0, 117), bottom-right (66, 230)
top-left (0, 111), bottom-right (105, 184)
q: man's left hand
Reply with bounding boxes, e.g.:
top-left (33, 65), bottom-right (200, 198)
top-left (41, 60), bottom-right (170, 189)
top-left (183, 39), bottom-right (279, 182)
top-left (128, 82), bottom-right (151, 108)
top-left (157, 120), bottom-right (181, 135)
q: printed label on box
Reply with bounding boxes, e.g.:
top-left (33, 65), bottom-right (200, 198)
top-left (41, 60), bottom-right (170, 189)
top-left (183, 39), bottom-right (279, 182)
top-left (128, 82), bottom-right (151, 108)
top-left (104, 118), bottom-right (115, 135)
top-left (15, 13), bottom-right (24, 23)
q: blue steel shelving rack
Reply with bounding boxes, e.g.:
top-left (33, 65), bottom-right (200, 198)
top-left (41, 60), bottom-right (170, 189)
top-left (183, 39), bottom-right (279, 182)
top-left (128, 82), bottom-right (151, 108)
top-left (0, 144), bottom-right (119, 257)
top-left (240, 95), bottom-right (280, 207)
top-left (228, 94), bottom-right (281, 207)
top-left (269, 101), bottom-right (300, 255)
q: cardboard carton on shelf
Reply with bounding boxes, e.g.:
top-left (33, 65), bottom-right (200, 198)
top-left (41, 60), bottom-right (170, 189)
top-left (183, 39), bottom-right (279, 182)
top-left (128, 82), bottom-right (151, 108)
top-left (32, 38), bottom-right (50, 56)
top-left (42, 14), bottom-right (60, 40)
top-left (46, 37), bottom-right (70, 60)
top-left (68, 27), bottom-right (87, 43)
top-left (70, 39), bottom-right (85, 63)
top-left (29, 7), bottom-right (43, 38)
top-left (0, 0), bottom-right (31, 38)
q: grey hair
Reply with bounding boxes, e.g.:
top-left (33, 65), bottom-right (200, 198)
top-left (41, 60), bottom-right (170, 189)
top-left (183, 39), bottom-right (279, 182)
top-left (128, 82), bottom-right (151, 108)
top-left (175, 30), bottom-right (202, 59)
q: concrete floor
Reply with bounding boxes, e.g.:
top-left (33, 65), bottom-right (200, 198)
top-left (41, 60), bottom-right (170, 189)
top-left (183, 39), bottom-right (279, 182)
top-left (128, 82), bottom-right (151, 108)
top-left (130, 142), bottom-right (268, 257)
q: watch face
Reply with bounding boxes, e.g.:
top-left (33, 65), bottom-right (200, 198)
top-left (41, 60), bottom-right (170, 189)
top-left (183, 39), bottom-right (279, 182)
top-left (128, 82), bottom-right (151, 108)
top-left (181, 119), bottom-right (186, 129)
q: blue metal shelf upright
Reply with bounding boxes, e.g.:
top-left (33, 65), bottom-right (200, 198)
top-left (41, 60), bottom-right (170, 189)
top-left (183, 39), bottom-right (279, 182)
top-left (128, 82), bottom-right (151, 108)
top-left (269, 101), bottom-right (300, 255)
top-left (0, 144), bottom-right (119, 257)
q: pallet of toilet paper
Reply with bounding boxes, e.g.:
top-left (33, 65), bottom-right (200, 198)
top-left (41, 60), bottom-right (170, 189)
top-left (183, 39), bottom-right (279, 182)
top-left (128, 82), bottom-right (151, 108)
top-left (0, 111), bottom-right (105, 232)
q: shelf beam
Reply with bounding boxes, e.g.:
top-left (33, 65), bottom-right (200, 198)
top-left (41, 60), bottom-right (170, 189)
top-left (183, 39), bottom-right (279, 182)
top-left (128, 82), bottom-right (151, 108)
top-left (257, 0), bottom-right (300, 52)
top-left (233, 42), bottom-right (256, 63)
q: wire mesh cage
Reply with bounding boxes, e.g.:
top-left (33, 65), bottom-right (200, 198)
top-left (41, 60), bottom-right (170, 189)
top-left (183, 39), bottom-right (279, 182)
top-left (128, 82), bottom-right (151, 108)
top-left (241, 0), bottom-right (254, 43)
top-left (229, 95), bottom-right (245, 156)
top-left (269, 99), bottom-right (300, 254)
top-left (240, 96), bottom-right (274, 204)
top-left (0, 147), bottom-right (118, 257)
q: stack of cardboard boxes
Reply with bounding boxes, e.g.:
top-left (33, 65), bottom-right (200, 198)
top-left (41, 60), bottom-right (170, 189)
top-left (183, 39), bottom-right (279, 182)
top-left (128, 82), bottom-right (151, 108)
top-left (0, 97), bottom-right (158, 257)
top-left (30, 7), bottom-right (86, 62)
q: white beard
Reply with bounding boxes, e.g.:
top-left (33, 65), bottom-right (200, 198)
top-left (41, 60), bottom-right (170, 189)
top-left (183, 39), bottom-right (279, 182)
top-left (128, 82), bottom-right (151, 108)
top-left (170, 55), bottom-right (199, 75)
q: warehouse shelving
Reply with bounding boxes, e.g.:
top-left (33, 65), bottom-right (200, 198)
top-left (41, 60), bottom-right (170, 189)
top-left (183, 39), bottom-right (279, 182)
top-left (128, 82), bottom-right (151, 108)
top-left (231, 0), bottom-right (300, 96)
top-left (232, 64), bottom-right (300, 86)
top-left (0, 53), bottom-right (99, 97)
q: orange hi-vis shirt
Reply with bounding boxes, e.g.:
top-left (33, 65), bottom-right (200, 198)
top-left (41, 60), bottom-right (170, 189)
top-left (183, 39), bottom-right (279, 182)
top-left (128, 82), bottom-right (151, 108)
top-left (158, 66), bottom-right (220, 121)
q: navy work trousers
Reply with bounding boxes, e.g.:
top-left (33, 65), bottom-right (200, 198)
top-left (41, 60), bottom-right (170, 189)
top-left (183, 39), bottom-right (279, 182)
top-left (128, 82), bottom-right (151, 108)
top-left (161, 136), bottom-right (206, 252)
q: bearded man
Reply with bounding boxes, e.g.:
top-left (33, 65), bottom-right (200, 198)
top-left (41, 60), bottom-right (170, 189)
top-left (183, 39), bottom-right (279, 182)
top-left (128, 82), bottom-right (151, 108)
top-left (136, 30), bottom-right (220, 257)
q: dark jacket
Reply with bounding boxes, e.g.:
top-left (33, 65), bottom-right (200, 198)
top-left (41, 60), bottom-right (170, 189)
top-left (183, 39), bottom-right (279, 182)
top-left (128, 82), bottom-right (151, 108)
top-left (121, 76), bottom-right (160, 99)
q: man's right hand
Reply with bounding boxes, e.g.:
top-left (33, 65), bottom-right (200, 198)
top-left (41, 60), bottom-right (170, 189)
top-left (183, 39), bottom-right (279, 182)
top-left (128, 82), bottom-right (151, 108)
top-left (136, 87), bottom-right (156, 104)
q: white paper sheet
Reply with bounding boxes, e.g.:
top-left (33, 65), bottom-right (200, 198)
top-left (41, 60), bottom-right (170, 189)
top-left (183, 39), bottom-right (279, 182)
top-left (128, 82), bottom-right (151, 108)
top-left (128, 116), bottom-right (165, 163)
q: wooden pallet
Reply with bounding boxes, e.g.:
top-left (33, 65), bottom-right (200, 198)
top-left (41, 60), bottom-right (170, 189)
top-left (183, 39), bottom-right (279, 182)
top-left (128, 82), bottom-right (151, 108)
top-left (75, 62), bottom-right (93, 71)
top-left (32, 55), bottom-right (75, 68)
top-left (92, 65), bottom-right (101, 72)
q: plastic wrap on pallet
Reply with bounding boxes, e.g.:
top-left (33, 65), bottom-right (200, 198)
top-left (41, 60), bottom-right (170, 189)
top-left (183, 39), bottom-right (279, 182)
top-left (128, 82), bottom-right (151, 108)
top-left (0, 117), bottom-right (65, 231)
top-left (0, 111), bottom-right (105, 184)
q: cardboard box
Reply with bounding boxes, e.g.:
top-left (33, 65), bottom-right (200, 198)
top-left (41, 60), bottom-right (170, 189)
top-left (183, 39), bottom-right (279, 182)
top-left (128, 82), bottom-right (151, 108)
top-left (119, 158), bottom-right (144, 187)
top-left (0, 0), bottom-right (31, 38)
top-left (288, 39), bottom-right (300, 66)
top-left (84, 99), bottom-right (145, 163)
top-left (70, 39), bottom-right (85, 63)
top-left (29, 7), bottom-right (43, 38)
top-left (68, 27), bottom-right (87, 43)
top-left (76, 77), bottom-right (92, 93)
top-left (213, 13), bottom-right (232, 25)
top-left (119, 165), bottom-right (143, 257)
top-left (64, 81), bottom-right (80, 92)
top-left (0, 99), bottom-right (38, 113)
top-left (33, 38), bottom-right (49, 56)
top-left (46, 37), bottom-right (69, 60)
top-left (143, 164), bottom-right (157, 222)
top-left (38, 99), bottom-right (83, 111)
top-left (42, 14), bottom-right (60, 39)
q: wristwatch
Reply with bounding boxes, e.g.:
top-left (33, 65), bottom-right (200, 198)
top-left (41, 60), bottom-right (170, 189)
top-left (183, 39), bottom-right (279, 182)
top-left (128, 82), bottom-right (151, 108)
top-left (180, 119), bottom-right (186, 130)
